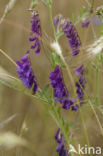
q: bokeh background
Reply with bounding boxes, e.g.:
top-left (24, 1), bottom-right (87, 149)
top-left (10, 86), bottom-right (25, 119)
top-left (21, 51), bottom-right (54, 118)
top-left (0, 0), bottom-right (103, 155)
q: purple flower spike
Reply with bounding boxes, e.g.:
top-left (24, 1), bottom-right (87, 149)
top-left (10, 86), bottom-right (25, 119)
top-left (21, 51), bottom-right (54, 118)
top-left (49, 65), bottom-right (73, 110)
top-left (55, 129), bottom-right (69, 156)
top-left (75, 65), bottom-right (85, 102)
top-left (92, 16), bottom-right (102, 25)
top-left (16, 51), bottom-right (38, 94)
top-left (29, 10), bottom-right (41, 54)
top-left (62, 20), bottom-right (81, 56)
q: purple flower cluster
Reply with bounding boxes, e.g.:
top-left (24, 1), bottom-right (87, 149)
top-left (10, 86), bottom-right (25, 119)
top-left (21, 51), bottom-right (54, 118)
top-left (75, 65), bottom-right (85, 102)
top-left (53, 14), bottom-right (62, 26)
top-left (29, 10), bottom-right (41, 55)
top-left (16, 51), bottom-right (38, 94)
top-left (62, 20), bottom-right (81, 56)
top-left (49, 65), bottom-right (74, 110)
top-left (55, 129), bottom-right (68, 156)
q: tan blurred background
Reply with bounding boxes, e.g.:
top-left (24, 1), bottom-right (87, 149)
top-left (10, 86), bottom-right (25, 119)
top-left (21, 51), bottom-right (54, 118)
top-left (0, 0), bottom-right (103, 156)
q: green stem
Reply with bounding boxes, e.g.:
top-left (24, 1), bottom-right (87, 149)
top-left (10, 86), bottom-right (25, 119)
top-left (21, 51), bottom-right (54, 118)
top-left (42, 91), bottom-right (70, 147)
top-left (49, 4), bottom-right (57, 41)
top-left (96, 68), bottom-right (99, 96)
top-left (96, 67), bottom-right (99, 105)
top-left (52, 106), bottom-right (69, 145)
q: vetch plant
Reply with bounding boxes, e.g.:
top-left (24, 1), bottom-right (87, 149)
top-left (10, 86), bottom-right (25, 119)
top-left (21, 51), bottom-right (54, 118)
top-left (0, 0), bottom-right (103, 155)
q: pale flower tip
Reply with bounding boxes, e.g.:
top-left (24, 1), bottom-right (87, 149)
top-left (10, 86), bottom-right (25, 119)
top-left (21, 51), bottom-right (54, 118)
top-left (87, 37), bottom-right (103, 55)
top-left (51, 41), bottom-right (62, 56)
top-left (91, 45), bottom-right (103, 55)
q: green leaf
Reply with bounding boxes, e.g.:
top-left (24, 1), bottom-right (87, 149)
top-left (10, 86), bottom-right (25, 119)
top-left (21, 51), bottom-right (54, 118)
top-left (93, 97), bottom-right (99, 106)
top-left (65, 123), bottom-right (69, 133)
top-left (30, 0), bottom-right (38, 9)
top-left (39, 84), bottom-right (50, 98)
top-left (83, 6), bottom-right (88, 14)
top-left (47, 0), bottom-right (52, 7)
top-left (99, 24), bottom-right (103, 36)
top-left (72, 13), bottom-right (75, 24)
top-left (49, 51), bottom-right (65, 69)
top-left (97, 107), bottom-right (103, 115)
top-left (79, 9), bottom-right (82, 18)
top-left (57, 107), bottom-right (61, 117)
top-left (61, 117), bottom-right (65, 126)
top-left (56, 30), bottom-right (63, 40)
top-left (68, 122), bottom-right (75, 129)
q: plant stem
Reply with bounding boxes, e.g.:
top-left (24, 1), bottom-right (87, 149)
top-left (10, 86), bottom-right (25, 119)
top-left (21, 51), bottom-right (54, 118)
top-left (0, 49), bottom-right (17, 67)
top-left (49, 4), bottom-right (57, 41)
top-left (96, 67), bottom-right (99, 99)
top-left (0, 14), bottom-right (6, 25)
top-left (48, 0), bottom-right (91, 150)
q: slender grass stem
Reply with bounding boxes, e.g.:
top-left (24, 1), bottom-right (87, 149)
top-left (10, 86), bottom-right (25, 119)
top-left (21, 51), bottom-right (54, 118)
top-left (0, 49), bottom-right (17, 67)
top-left (0, 73), bottom-right (18, 81)
top-left (0, 14), bottom-right (6, 25)
top-left (84, 0), bottom-right (91, 7)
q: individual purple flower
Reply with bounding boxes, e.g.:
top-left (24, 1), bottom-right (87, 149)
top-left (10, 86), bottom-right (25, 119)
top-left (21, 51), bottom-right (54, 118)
top-left (81, 15), bottom-right (102, 28)
top-left (92, 16), bottom-right (102, 25)
top-left (53, 14), bottom-right (62, 26)
top-left (75, 65), bottom-right (85, 102)
top-left (72, 103), bottom-right (78, 111)
top-left (29, 10), bottom-right (41, 55)
top-left (62, 20), bottom-right (81, 56)
top-left (49, 65), bottom-right (74, 110)
top-left (53, 14), bottom-right (63, 33)
top-left (70, 65), bottom-right (85, 111)
top-left (55, 129), bottom-right (69, 156)
top-left (81, 18), bottom-right (90, 28)
top-left (81, 16), bottom-right (102, 28)
top-left (16, 51), bottom-right (38, 94)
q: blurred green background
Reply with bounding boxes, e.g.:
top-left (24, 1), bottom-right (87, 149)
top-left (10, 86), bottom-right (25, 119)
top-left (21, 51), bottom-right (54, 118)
top-left (0, 0), bottom-right (103, 155)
